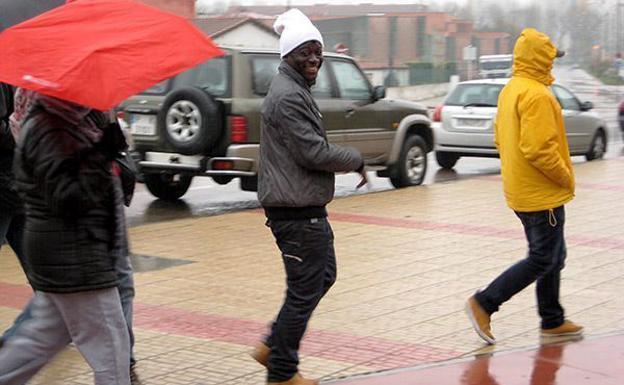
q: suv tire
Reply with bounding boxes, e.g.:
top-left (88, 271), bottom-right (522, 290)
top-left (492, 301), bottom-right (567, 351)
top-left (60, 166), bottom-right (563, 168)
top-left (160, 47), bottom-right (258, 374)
top-left (144, 173), bottom-right (193, 201)
top-left (390, 135), bottom-right (427, 188)
top-left (435, 151), bottom-right (460, 169)
top-left (159, 87), bottom-right (222, 155)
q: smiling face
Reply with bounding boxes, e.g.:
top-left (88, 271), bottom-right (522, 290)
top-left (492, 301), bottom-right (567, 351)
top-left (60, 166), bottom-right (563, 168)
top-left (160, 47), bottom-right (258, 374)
top-left (285, 40), bottom-right (323, 85)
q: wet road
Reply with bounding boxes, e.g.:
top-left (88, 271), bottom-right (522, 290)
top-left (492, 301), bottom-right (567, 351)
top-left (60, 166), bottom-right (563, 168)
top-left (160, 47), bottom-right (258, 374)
top-left (125, 65), bottom-right (623, 226)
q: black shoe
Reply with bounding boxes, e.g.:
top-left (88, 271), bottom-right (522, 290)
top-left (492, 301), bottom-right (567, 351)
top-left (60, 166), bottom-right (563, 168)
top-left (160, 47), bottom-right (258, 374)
top-left (130, 363), bottom-right (142, 385)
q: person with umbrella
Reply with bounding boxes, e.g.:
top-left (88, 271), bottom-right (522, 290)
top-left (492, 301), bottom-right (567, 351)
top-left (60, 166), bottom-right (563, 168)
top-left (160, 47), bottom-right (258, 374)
top-left (0, 92), bottom-right (132, 384)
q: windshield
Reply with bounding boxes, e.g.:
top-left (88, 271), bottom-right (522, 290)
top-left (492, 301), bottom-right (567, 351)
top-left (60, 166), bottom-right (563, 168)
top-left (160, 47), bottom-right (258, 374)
top-left (140, 56), bottom-right (230, 96)
top-left (480, 60), bottom-right (512, 71)
top-left (445, 83), bottom-right (504, 106)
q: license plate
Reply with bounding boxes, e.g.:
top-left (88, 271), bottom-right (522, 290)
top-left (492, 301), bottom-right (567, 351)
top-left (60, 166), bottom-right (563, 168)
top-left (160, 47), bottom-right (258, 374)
top-left (456, 118), bottom-right (488, 128)
top-left (130, 114), bottom-right (156, 136)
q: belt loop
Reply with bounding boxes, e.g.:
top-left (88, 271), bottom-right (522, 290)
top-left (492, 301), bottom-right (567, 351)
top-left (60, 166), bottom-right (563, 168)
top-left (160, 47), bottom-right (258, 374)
top-left (548, 209), bottom-right (557, 227)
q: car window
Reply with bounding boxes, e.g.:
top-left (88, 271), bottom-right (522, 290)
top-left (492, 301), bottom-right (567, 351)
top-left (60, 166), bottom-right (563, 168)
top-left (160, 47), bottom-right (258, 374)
top-left (252, 56), bottom-right (280, 96)
top-left (552, 85), bottom-right (581, 111)
top-left (173, 57), bottom-right (229, 97)
top-left (445, 83), bottom-right (503, 106)
top-left (331, 60), bottom-right (371, 100)
top-left (251, 55), bottom-right (332, 98)
top-left (142, 79), bottom-right (169, 95)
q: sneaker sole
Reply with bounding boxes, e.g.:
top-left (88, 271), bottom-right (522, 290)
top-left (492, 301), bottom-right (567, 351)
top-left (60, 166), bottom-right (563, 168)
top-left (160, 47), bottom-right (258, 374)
top-left (464, 302), bottom-right (496, 345)
top-left (541, 329), bottom-right (584, 338)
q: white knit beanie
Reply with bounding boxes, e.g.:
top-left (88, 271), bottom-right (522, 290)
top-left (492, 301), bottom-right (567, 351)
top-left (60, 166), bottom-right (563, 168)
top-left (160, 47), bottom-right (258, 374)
top-left (273, 9), bottom-right (324, 58)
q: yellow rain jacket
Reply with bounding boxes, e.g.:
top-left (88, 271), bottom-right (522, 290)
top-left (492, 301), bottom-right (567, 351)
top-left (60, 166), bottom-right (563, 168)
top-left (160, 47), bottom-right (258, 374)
top-left (494, 28), bottom-right (574, 212)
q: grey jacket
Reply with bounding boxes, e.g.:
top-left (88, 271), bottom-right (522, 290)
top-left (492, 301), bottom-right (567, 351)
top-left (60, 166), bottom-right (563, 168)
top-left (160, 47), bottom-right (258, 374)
top-left (258, 62), bottom-right (362, 208)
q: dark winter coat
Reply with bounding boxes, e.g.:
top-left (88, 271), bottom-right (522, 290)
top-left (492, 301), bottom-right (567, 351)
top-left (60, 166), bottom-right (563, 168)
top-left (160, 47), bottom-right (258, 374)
top-left (258, 62), bottom-right (362, 209)
top-left (13, 106), bottom-right (119, 293)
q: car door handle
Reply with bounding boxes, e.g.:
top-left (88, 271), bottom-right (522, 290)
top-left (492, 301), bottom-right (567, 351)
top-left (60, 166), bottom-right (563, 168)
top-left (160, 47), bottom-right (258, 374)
top-left (345, 108), bottom-right (355, 118)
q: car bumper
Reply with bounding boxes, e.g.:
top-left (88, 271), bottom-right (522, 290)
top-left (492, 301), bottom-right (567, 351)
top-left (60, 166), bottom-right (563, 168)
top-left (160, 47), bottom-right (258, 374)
top-left (135, 144), bottom-right (259, 177)
top-left (433, 123), bottom-right (498, 156)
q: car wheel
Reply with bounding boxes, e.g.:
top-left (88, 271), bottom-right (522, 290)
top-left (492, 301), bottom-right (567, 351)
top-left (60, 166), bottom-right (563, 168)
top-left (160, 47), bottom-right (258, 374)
top-left (144, 173), bottom-right (193, 201)
top-left (435, 151), bottom-right (460, 169)
top-left (585, 130), bottom-right (606, 161)
top-left (158, 87), bottom-right (222, 155)
top-left (390, 135), bottom-right (427, 188)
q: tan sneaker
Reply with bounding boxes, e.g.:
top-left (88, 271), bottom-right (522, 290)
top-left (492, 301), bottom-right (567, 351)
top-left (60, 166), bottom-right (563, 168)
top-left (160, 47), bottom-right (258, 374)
top-left (541, 320), bottom-right (584, 337)
top-left (250, 342), bottom-right (270, 367)
top-left (465, 296), bottom-right (495, 344)
top-left (268, 373), bottom-right (319, 385)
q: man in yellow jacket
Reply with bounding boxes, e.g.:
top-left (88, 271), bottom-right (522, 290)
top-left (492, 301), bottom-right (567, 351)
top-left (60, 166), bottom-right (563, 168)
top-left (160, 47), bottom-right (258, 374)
top-left (465, 28), bottom-right (583, 344)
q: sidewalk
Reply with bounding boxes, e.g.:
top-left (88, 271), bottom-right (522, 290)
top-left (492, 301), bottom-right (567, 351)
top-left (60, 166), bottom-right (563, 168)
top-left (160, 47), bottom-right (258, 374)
top-left (1, 155), bottom-right (624, 384)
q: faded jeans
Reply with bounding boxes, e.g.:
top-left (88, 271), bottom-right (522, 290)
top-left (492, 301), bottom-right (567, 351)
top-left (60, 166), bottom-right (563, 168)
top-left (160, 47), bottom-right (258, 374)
top-left (475, 206), bottom-right (566, 329)
top-left (0, 212), bottom-right (31, 343)
top-left (265, 217), bottom-right (336, 382)
top-left (0, 288), bottom-right (131, 385)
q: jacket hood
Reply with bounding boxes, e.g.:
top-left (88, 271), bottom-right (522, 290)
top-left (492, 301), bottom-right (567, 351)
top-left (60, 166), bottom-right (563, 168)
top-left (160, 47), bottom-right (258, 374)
top-left (512, 28), bottom-right (558, 85)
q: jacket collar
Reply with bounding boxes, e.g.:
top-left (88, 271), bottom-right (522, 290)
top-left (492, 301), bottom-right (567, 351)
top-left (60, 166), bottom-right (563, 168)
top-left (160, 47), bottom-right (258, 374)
top-left (279, 61), bottom-right (311, 90)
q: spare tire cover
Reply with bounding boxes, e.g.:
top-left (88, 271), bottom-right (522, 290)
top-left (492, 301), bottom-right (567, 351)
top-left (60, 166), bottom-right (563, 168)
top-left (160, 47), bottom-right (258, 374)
top-left (158, 87), bottom-right (222, 155)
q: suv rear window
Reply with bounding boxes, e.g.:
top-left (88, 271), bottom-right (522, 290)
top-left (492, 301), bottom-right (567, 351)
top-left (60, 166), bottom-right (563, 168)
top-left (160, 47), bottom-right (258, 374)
top-left (141, 56), bottom-right (230, 97)
top-left (445, 83), bottom-right (503, 106)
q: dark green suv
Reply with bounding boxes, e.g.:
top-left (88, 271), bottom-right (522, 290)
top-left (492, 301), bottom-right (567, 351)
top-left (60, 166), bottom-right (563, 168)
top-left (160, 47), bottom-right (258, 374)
top-left (120, 47), bottom-right (433, 200)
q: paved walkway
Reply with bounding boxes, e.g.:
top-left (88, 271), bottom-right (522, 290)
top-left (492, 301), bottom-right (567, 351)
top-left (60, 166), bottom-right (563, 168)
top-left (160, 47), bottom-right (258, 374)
top-left (1, 154), bottom-right (623, 384)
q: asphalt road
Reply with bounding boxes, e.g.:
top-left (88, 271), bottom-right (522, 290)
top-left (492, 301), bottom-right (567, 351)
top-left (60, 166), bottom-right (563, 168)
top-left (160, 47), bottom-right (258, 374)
top-left (125, 65), bottom-right (623, 226)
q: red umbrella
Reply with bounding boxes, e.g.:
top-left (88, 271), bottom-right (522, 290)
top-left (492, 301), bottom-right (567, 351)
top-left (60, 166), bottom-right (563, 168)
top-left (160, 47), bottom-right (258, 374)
top-left (0, 0), bottom-right (224, 110)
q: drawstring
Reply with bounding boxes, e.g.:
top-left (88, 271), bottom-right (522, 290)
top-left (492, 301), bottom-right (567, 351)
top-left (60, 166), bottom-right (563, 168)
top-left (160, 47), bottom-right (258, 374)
top-left (548, 209), bottom-right (557, 227)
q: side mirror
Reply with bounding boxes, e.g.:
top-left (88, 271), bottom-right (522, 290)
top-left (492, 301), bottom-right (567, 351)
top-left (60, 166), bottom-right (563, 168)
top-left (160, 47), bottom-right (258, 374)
top-left (580, 101), bottom-right (594, 111)
top-left (372, 85), bottom-right (386, 101)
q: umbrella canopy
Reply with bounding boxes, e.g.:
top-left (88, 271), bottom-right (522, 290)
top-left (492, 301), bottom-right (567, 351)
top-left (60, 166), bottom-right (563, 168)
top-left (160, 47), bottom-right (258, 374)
top-left (0, 0), bottom-right (65, 31)
top-left (0, 0), bottom-right (224, 110)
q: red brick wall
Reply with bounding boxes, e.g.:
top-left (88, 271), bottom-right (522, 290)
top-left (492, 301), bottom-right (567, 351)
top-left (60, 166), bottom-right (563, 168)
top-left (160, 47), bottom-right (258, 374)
top-left (138, 0), bottom-right (194, 19)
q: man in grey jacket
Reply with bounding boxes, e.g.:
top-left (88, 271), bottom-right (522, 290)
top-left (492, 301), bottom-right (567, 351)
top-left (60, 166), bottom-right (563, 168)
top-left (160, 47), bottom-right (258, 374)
top-left (252, 9), bottom-right (366, 385)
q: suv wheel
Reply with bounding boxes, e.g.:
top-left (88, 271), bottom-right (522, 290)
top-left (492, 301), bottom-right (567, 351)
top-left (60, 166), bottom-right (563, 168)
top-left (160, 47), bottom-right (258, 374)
top-left (435, 151), bottom-right (460, 169)
top-left (159, 87), bottom-right (222, 155)
top-left (144, 173), bottom-right (193, 201)
top-left (585, 129), bottom-right (606, 161)
top-left (390, 135), bottom-right (427, 188)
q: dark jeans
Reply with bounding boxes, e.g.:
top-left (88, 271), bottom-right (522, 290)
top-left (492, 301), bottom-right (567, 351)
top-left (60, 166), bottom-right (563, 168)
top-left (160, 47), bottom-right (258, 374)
top-left (0, 212), bottom-right (34, 343)
top-left (475, 206), bottom-right (566, 329)
top-left (265, 217), bottom-right (336, 382)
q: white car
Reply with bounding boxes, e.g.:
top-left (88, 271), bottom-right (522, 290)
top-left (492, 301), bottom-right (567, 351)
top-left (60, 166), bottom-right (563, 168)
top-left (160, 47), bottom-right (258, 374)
top-left (432, 79), bottom-right (607, 169)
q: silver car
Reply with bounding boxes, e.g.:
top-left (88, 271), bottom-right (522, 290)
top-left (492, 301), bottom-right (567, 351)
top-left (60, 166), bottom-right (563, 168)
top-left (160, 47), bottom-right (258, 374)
top-left (432, 79), bottom-right (607, 169)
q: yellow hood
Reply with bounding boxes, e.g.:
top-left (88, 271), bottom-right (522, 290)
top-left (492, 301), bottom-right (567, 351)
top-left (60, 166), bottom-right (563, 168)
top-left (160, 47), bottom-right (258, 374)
top-left (512, 28), bottom-right (558, 85)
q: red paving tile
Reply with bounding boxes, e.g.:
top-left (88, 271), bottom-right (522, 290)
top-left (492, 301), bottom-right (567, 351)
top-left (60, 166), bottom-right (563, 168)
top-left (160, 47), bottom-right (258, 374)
top-left (330, 334), bottom-right (624, 385)
top-left (0, 282), bottom-right (459, 368)
top-left (330, 212), bottom-right (624, 250)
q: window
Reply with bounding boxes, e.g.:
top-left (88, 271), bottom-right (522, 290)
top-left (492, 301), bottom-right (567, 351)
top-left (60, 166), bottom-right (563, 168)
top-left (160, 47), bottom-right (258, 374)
top-left (331, 60), bottom-right (371, 100)
top-left (141, 56), bottom-right (230, 96)
top-left (251, 56), bottom-right (332, 98)
top-left (552, 85), bottom-right (581, 111)
top-left (251, 56), bottom-right (280, 96)
top-left (445, 83), bottom-right (503, 106)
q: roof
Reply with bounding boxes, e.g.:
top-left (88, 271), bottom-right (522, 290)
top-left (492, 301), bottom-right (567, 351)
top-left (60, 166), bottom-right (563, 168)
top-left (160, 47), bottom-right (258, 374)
top-left (193, 17), bottom-right (276, 38)
top-left (225, 4), bottom-right (429, 17)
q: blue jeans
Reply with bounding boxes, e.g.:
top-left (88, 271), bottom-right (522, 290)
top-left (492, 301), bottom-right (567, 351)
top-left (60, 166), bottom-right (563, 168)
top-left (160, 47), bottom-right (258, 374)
top-left (1, 213), bottom-right (136, 364)
top-left (0, 212), bottom-right (33, 343)
top-left (265, 218), bottom-right (337, 383)
top-left (475, 206), bottom-right (566, 329)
